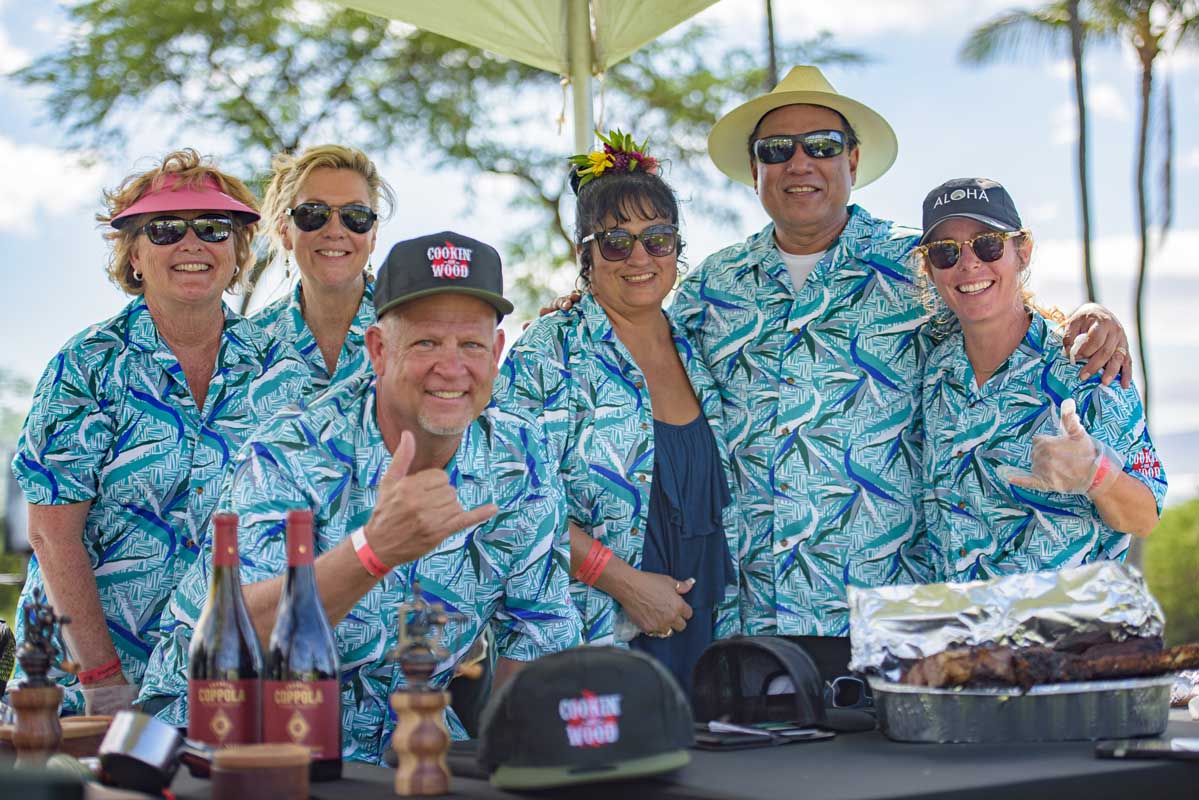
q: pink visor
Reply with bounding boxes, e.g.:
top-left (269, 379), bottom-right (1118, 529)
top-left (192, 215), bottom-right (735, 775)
top-left (110, 173), bottom-right (260, 229)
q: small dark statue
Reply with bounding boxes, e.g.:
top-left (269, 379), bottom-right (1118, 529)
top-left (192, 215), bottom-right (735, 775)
top-left (9, 587), bottom-right (73, 765)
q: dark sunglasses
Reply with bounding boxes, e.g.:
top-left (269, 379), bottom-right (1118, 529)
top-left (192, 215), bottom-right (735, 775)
top-left (140, 215), bottom-right (234, 246)
top-left (752, 130), bottom-right (846, 164)
top-left (582, 223), bottom-right (679, 261)
top-left (917, 229), bottom-right (1025, 270)
top-left (286, 202), bottom-right (377, 234)
top-left (823, 676), bottom-right (874, 710)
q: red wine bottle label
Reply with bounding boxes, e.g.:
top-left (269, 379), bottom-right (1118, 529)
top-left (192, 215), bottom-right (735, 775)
top-left (263, 679), bottom-right (340, 759)
top-left (188, 679), bottom-right (261, 746)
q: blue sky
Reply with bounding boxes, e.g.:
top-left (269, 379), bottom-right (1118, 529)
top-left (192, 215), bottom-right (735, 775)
top-left (1, 0), bottom-right (1196, 492)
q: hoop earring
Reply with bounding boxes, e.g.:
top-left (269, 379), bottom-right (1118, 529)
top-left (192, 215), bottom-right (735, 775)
top-left (233, 265), bottom-right (240, 277)
top-left (132, 269), bottom-right (143, 282)
top-left (574, 272), bottom-right (589, 293)
top-left (284, 254), bottom-right (291, 279)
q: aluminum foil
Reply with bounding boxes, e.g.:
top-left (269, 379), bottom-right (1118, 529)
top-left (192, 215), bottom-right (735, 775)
top-left (847, 562), bottom-right (1165, 681)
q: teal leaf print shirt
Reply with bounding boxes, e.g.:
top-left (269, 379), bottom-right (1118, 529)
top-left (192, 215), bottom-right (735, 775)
top-left (493, 293), bottom-right (743, 644)
top-left (252, 278), bottom-right (376, 395)
top-left (921, 310), bottom-right (1166, 581)
top-left (671, 207), bottom-right (930, 636)
top-left (140, 374), bottom-right (581, 763)
top-left (10, 296), bottom-right (310, 711)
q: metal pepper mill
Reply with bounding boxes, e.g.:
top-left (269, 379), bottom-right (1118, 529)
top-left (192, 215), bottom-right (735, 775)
top-left (387, 579), bottom-right (461, 797)
top-left (9, 588), bottom-right (74, 766)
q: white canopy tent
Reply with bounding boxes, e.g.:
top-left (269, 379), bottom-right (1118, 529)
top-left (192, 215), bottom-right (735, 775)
top-left (333, 0), bottom-right (720, 151)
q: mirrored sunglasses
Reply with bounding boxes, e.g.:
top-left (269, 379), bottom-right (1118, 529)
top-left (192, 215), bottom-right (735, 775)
top-left (286, 202), bottom-right (377, 234)
top-left (141, 215), bottom-right (234, 246)
top-left (582, 223), bottom-right (679, 261)
top-left (752, 130), bottom-right (846, 164)
top-left (918, 229), bottom-right (1025, 270)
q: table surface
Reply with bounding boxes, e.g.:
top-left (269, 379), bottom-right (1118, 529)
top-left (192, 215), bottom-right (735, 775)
top-left (170, 712), bottom-right (1199, 800)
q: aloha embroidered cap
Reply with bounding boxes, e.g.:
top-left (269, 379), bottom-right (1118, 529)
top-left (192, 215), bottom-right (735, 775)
top-left (374, 230), bottom-right (514, 319)
top-left (110, 173), bottom-right (260, 229)
top-left (708, 65), bottom-right (898, 189)
top-left (920, 177), bottom-right (1022, 244)
top-left (477, 647), bottom-right (693, 790)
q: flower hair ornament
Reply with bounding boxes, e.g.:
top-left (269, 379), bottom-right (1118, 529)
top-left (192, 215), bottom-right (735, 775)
top-left (568, 129), bottom-right (660, 189)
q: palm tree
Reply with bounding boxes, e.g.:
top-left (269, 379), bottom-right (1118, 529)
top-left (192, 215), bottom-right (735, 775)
top-left (1091, 0), bottom-right (1199, 422)
top-left (961, 1), bottom-right (1100, 304)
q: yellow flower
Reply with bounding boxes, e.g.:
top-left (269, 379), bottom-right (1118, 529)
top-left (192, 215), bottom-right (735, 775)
top-left (578, 150), bottom-right (614, 177)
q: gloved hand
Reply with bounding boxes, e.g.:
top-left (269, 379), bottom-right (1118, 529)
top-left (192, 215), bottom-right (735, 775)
top-left (82, 681), bottom-right (140, 716)
top-left (997, 399), bottom-right (1122, 498)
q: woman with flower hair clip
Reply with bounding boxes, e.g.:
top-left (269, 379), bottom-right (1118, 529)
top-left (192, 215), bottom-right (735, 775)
top-left (493, 131), bottom-right (743, 693)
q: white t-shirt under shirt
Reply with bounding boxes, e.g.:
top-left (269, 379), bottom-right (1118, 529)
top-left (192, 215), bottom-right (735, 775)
top-left (777, 247), bottom-right (826, 291)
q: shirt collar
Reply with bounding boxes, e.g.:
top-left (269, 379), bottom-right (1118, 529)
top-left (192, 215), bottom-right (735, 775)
top-left (754, 205), bottom-right (887, 285)
top-left (289, 276), bottom-right (377, 337)
top-left (124, 294), bottom-right (261, 365)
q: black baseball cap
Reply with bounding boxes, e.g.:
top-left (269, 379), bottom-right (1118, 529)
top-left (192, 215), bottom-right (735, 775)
top-left (477, 647), bottom-right (693, 790)
top-left (919, 177), bottom-right (1022, 244)
top-left (374, 230), bottom-right (514, 319)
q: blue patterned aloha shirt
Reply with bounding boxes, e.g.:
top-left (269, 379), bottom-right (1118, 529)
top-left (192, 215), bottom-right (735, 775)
top-left (140, 373), bottom-right (581, 763)
top-left (10, 296), bottom-right (309, 712)
top-left (921, 310), bottom-right (1167, 581)
top-left (671, 206), bottom-right (930, 636)
top-left (493, 293), bottom-right (743, 644)
top-left (252, 278), bottom-right (375, 395)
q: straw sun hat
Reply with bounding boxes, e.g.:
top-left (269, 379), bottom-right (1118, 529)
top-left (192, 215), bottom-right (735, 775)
top-left (707, 66), bottom-right (898, 189)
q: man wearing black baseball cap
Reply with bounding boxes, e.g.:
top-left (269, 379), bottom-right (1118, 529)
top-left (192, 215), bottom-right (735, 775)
top-left (141, 230), bottom-right (581, 763)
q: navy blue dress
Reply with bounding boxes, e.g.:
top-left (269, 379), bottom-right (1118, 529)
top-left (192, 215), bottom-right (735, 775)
top-left (630, 414), bottom-right (735, 696)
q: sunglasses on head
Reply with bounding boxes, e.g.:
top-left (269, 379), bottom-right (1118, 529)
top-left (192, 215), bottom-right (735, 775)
top-left (582, 223), bottom-right (679, 261)
top-left (140, 215), bottom-right (234, 246)
top-left (286, 202), bottom-right (377, 234)
top-left (917, 229), bottom-right (1026, 270)
top-left (752, 130), bottom-right (846, 165)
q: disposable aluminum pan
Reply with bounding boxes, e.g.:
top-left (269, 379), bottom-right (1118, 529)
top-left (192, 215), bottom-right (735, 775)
top-left (868, 674), bottom-right (1173, 743)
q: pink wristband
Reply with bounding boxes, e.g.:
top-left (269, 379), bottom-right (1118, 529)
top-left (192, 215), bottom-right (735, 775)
top-left (77, 657), bottom-right (122, 685)
top-left (350, 526), bottom-right (389, 578)
top-left (1089, 455), bottom-right (1114, 494)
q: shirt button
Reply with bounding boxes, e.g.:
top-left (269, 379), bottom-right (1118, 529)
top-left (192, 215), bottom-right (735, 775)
top-left (780, 483), bottom-right (790, 492)
top-left (634, 381), bottom-right (644, 389)
top-left (631, 527), bottom-right (640, 535)
top-left (780, 538), bottom-right (790, 548)
top-left (640, 422), bottom-right (648, 431)
top-left (786, 377), bottom-right (796, 385)
top-left (959, 547), bottom-right (967, 557)
top-left (194, 486), bottom-right (204, 495)
top-left (638, 474), bottom-right (648, 482)
top-left (790, 327), bottom-right (800, 335)
top-left (956, 502), bottom-right (967, 510)
top-left (780, 427), bottom-right (790, 436)
top-left (184, 538), bottom-right (194, 549)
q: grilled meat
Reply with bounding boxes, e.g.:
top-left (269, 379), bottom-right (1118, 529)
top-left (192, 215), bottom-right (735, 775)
top-left (902, 640), bottom-right (1199, 690)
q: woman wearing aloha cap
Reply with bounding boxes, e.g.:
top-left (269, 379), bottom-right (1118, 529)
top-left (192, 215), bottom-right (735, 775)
top-left (494, 131), bottom-right (741, 693)
top-left (255, 144), bottom-right (394, 394)
top-left (915, 177), bottom-right (1164, 581)
top-left (9, 149), bottom-right (309, 715)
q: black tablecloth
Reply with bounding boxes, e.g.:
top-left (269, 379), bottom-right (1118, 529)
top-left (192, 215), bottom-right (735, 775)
top-left (170, 716), bottom-right (1199, 800)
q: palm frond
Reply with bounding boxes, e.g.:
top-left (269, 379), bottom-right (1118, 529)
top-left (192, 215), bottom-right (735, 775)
top-left (960, 8), bottom-right (1073, 64)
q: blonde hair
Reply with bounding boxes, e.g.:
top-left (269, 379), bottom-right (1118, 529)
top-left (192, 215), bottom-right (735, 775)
top-left (97, 149), bottom-right (259, 295)
top-left (910, 230), bottom-right (1067, 327)
top-left (259, 144), bottom-right (396, 268)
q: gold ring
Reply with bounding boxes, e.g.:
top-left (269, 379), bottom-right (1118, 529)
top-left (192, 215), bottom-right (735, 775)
top-left (674, 581), bottom-right (681, 591)
top-left (1114, 347), bottom-right (1129, 358)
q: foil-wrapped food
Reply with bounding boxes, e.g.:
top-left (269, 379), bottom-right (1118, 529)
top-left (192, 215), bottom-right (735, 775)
top-left (847, 562), bottom-right (1165, 683)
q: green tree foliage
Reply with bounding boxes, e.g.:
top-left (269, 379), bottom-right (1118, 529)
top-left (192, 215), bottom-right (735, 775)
top-left (1143, 498), bottom-right (1199, 646)
top-left (12, 0), bottom-right (863, 311)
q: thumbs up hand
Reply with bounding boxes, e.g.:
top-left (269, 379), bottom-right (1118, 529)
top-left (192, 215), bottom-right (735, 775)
top-left (997, 399), bottom-right (1123, 498)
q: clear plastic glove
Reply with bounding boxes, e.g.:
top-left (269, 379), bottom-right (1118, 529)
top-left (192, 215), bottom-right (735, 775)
top-left (82, 681), bottom-right (140, 716)
top-left (997, 399), bottom-right (1122, 497)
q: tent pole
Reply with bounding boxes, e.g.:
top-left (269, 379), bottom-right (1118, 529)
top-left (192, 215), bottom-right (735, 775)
top-left (567, 0), bottom-right (594, 152)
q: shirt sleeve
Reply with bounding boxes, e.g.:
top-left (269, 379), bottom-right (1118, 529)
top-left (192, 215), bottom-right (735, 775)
top-left (12, 346), bottom-right (114, 505)
top-left (489, 431), bottom-right (582, 661)
top-left (1076, 380), bottom-right (1167, 513)
top-left (494, 327), bottom-right (570, 464)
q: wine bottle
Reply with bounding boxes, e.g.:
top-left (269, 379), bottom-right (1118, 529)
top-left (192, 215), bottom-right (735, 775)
top-left (188, 512), bottom-right (264, 746)
top-left (264, 509), bottom-right (342, 781)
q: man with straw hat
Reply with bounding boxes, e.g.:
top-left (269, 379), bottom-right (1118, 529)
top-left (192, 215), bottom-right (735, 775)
top-left (672, 66), bottom-right (1131, 636)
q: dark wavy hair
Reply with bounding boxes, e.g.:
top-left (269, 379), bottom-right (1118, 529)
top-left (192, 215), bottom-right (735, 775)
top-left (570, 167), bottom-right (684, 286)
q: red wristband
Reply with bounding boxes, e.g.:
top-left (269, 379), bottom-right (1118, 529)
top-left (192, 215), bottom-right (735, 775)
top-left (1089, 455), bottom-right (1114, 494)
top-left (351, 526), bottom-right (389, 578)
top-left (577, 540), bottom-right (613, 586)
top-left (77, 657), bottom-right (122, 685)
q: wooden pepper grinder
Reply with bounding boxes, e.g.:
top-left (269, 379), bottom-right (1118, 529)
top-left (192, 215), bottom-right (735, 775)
top-left (9, 587), bottom-right (73, 767)
top-left (388, 580), bottom-right (462, 797)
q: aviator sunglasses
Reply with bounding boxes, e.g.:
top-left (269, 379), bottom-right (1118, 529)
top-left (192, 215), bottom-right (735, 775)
top-left (582, 223), bottom-right (680, 261)
top-left (752, 130), bottom-right (846, 164)
top-left (140, 215), bottom-right (234, 246)
top-left (286, 202), bottom-right (378, 234)
top-left (917, 229), bottom-right (1026, 270)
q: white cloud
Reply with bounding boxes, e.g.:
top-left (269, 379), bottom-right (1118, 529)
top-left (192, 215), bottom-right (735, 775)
top-left (1182, 146), bottom-right (1199, 170)
top-left (0, 23), bottom-right (31, 72)
top-left (1050, 102), bottom-right (1076, 146)
top-left (0, 137), bottom-right (109, 234)
top-left (1086, 82), bottom-right (1128, 120)
top-left (1025, 202), bottom-right (1058, 224)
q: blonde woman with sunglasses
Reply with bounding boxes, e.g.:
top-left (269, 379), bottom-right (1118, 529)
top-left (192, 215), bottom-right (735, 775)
top-left (915, 178), bottom-right (1164, 583)
top-left (256, 145), bottom-right (396, 395)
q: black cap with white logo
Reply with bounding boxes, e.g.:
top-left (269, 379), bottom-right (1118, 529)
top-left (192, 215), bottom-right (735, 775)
top-left (374, 230), bottom-right (514, 319)
top-left (477, 647), bottom-right (693, 790)
top-left (919, 177), bottom-right (1023, 244)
